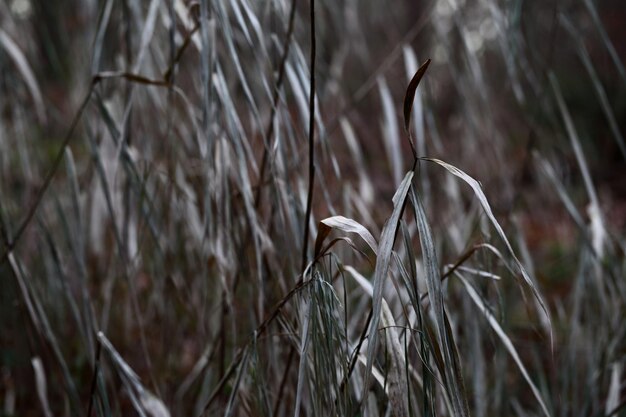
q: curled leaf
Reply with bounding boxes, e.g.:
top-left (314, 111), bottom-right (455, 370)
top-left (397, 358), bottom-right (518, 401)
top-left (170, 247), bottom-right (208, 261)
top-left (403, 58), bottom-right (431, 132)
top-left (314, 215), bottom-right (378, 257)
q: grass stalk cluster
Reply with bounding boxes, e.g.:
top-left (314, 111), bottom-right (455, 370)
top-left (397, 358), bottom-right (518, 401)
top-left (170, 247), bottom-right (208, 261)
top-left (0, 0), bottom-right (624, 416)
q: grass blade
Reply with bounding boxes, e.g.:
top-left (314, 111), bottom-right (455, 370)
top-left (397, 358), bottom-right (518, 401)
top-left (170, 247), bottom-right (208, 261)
top-left (458, 274), bottom-right (552, 417)
top-left (423, 157), bottom-right (552, 335)
top-left (413, 187), bottom-right (470, 417)
top-left (378, 77), bottom-right (403, 186)
top-left (0, 29), bottom-right (46, 124)
top-left (363, 171), bottom-right (413, 405)
top-left (315, 215), bottom-right (378, 257)
top-left (31, 357), bottom-right (53, 417)
top-left (403, 58), bottom-right (431, 133)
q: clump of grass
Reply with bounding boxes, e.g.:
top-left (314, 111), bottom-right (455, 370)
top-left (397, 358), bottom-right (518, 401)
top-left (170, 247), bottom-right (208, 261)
top-left (1, 1), bottom-right (625, 416)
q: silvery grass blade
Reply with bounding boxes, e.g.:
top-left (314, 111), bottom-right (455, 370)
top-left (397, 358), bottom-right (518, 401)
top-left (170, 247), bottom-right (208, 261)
top-left (343, 265), bottom-right (418, 403)
top-left (309, 277), bottom-right (345, 415)
top-left (340, 118), bottom-right (374, 205)
top-left (363, 171), bottom-right (413, 406)
top-left (399, 221), bottom-right (418, 285)
top-left (0, 29), bottom-right (46, 124)
top-left (85, 126), bottom-right (125, 256)
top-left (90, 0), bottom-right (114, 73)
top-left (452, 13), bottom-right (488, 105)
top-left (63, 149), bottom-right (97, 347)
top-left (31, 357), bottom-right (53, 417)
top-left (412, 187), bottom-right (470, 417)
top-left (365, 395), bottom-right (381, 417)
top-left (172, 163), bottom-right (204, 245)
top-left (542, 190), bottom-right (615, 317)
top-left (224, 347), bottom-right (250, 417)
top-left (291, 44), bottom-right (326, 139)
top-left (559, 14), bottom-right (626, 160)
top-left (486, 1), bottom-right (525, 104)
top-left (282, 67), bottom-right (324, 170)
top-left (583, 0), bottom-right (626, 86)
top-left (343, 265), bottom-right (373, 298)
top-left (378, 77), bottom-right (403, 186)
top-left (175, 343), bottom-right (213, 406)
top-left (38, 221), bottom-right (85, 344)
top-left (132, 0), bottom-right (160, 73)
top-left (93, 95), bottom-right (163, 254)
top-left (64, 149), bottom-right (84, 263)
top-left (533, 154), bottom-right (587, 236)
top-left (354, 353), bottom-right (392, 400)
top-left (424, 108), bottom-right (445, 154)
top-left (249, 336), bottom-right (272, 417)
top-left (95, 372), bottom-right (112, 417)
top-left (322, 155), bottom-right (343, 206)
top-left (87, 110), bottom-right (162, 375)
top-left (229, 0), bottom-right (253, 46)
top-left (199, 1), bottom-right (215, 149)
top-left (45, 198), bottom-right (95, 346)
top-left (213, 67), bottom-right (269, 260)
top-left (212, 64), bottom-right (258, 173)
top-left (453, 266), bottom-right (500, 281)
top-left (285, 62), bottom-right (310, 134)
top-left (398, 221), bottom-right (437, 417)
top-left (391, 251), bottom-right (431, 389)
top-left (168, 86), bottom-right (204, 154)
top-left (114, 0), bottom-right (161, 150)
top-left (380, 301), bottom-right (409, 417)
top-left (443, 310), bottom-right (469, 415)
top-left (457, 274), bottom-right (552, 417)
top-left (293, 293), bottom-right (312, 417)
top-left (465, 296), bottom-right (486, 417)
top-left (422, 157), bottom-right (552, 337)
top-left (98, 332), bottom-right (171, 417)
top-left (239, 0), bottom-right (265, 51)
top-left (7, 253), bottom-right (82, 414)
top-left (397, 223), bottom-right (419, 309)
top-left (605, 362), bottom-right (622, 416)
top-left (549, 74), bottom-right (599, 207)
top-left (549, 74), bottom-right (607, 258)
top-left (420, 322), bottom-right (456, 415)
top-left (216, 2), bottom-right (262, 130)
top-left (513, 219), bottom-right (551, 333)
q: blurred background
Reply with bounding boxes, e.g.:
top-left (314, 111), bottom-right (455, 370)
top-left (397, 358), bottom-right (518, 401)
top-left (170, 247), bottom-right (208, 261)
top-left (0, 0), bottom-right (625, 416)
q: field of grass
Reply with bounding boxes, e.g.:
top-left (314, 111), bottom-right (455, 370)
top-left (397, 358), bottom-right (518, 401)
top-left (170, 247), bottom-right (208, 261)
top-left (0, 0), bottom-right (625, 416)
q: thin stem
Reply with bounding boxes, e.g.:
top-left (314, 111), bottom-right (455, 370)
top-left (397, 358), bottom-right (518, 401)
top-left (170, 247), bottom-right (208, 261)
top-left (255, 0), bottom-right (298, 208)
top-left (0, 89), bottom-right (93, 265)
top-left (272, 346), bottom-right (296, 417)
top-left (301, 0), bottom-right (316, 273)
top-left (86, 339), bottom-right (102, 417)
top-left (202, 277), bottom-right (310, 413)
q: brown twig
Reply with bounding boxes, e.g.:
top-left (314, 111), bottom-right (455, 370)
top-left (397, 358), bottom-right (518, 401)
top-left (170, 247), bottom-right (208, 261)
top-left (163, 22), bottom-right (200, 83)
top-left (201, 277), bottom-right (310, 413)
top-left (0, 89), bottom-right (93, 265)
top-left (85, 338), bottom-right (102, 417)
top-left (301, 0), bottom-right (317, 273)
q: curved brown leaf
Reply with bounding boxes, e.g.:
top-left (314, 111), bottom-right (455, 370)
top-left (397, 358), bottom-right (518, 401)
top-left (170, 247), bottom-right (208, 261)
top-left (314, 216), bottom-right (378, 258)
top-left (403, 58), bottom-right (431, 132)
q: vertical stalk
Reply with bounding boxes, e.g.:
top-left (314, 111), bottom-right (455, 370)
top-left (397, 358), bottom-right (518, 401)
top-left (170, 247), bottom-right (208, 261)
top-left (301, 0), bottom-right (316, 273)
top-left (254, 0), bottom-right (298, 209)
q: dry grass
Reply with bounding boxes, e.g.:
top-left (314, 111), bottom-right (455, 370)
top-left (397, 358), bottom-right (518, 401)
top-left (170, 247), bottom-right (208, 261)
top-left (0, 0), bottom-right (625, 416)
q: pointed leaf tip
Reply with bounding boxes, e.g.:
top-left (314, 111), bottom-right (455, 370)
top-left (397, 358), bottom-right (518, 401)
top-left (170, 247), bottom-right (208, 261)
top-left (403, 58), bottom-right (431, 132)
